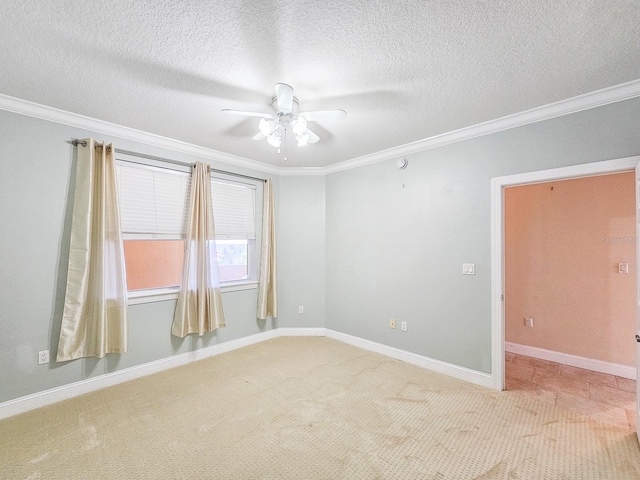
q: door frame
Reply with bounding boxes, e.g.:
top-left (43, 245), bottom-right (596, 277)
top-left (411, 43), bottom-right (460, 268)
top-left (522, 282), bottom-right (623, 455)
top-left (490, 155), bottom-right (640, 391)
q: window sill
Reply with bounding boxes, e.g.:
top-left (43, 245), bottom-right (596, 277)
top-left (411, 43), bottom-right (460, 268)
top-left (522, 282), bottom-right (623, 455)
top-left (127, 281), bottom-right (259, 305)
top-left (127, 288), bottom-right (179, 305)
top-left (220, 281), bottom-right (259, 293)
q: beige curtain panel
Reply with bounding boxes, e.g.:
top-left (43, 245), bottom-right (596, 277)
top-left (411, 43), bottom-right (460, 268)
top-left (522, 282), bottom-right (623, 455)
top-left (172, 162), bottom-right (226, 337)
top-left (257, 178), bottom-right (277, 320)
top-left (57, 139), bottom-right (128, 361)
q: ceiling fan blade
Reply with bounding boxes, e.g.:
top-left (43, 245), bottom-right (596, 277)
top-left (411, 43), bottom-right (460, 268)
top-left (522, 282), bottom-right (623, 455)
top-left (306, 128), bottom-right (320, 144)
top-left (252, 132), bottom-right (266, 141)
top-left (221, 109), bottom-right (274, 119)
top-left (275, 83), bottom-right (294, 113)
top-left (299, 109), bottom-right (347, 122)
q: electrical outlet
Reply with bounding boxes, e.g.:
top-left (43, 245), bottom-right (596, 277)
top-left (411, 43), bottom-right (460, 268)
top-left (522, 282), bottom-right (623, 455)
top-left (38, 350), bottom-right (49, 365)
top-left (524, 317), bottom-right (534, 328)
top-left (298, 306), bottom-right (304, 314)
top-left (390, 319), bottom-right (396, 329)
top-left (401, 321), bottom-right (407, 332)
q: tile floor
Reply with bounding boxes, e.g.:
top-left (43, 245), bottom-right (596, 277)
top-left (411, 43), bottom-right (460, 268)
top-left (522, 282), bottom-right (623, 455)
top-left (505, 352), bottom-right (637, 431)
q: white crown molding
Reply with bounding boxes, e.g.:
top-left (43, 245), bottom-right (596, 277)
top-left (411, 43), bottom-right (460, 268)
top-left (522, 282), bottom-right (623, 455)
top-left (3, 79), bottom-right (640, 177)
top-left (325, 79), bottom-right (640, 175)
top-left (277, 167), bottom-right (327, 176)
top-left (0, 93), bottom-right (283, 176)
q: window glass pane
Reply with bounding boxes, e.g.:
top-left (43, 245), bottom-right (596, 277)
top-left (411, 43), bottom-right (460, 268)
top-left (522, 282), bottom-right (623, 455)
top-left (216, 239), bottom-right (248, 282)
top-left (123, 239), bottom-right (184, 290)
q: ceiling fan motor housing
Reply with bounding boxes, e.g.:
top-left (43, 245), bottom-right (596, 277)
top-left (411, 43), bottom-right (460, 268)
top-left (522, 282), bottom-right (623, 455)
top-left (272, 96), bottom-right (299, 126)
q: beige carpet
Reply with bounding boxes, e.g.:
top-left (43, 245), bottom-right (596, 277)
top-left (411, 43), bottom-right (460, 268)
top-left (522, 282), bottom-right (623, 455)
top-left (2, 336), bottom-right (639, 479)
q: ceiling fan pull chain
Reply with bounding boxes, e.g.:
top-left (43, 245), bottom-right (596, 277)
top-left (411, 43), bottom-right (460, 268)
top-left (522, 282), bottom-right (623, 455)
top-left (284, 129), bottom-right (288, 161)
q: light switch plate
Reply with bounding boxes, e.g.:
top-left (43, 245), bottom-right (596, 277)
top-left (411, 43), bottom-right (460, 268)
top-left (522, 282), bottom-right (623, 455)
top-left (618, 262), bottom-right (629, 274)
top-left (462, 263), bottom-right (476, 275)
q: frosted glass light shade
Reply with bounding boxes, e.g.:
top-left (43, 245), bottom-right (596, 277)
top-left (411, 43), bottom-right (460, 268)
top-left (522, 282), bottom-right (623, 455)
top-left (291, 118), bottom-right (307, 135)
top-left (259, 118), bottom-right (275, 136)
top-left (267, 134), bottom-right (281, 148)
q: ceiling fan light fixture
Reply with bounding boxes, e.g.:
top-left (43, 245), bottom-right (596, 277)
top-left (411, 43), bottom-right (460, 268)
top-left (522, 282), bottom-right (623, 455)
top-left (222, 83), bottom-right (346, 156)
top-left (267, 134), bottom-right (281, 148)
top-left (259, 118), bottom-right (275, 136)
top-left (291, 117), bottom-right (307, 135)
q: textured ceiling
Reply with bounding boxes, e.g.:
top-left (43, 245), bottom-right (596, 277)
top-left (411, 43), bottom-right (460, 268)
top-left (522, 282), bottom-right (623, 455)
top-left (1, 1), bottom-right (639, 168)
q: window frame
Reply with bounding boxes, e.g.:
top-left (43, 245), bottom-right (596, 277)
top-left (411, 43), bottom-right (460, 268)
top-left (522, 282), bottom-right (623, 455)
top-left (116, 153), bottom-right (262, 305)
top-left (210, 174), bottom-right (259, 285)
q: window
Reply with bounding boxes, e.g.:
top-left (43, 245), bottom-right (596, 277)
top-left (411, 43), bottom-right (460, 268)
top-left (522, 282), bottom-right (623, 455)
top-left (116, 159), bottom-right (259, 296)
top-left (117, 162), bottom-right (190, 292)
top-left (211, 178), bottom-right (256, 283)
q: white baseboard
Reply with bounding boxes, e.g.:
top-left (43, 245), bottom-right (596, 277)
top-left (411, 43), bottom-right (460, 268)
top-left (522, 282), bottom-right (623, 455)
top-left (0, 327), bottom-right (494, 420)
top-left (326, 330), bottom-right (493, 388)
top-left (505, 342), bottom-right (636, 379)
top-left (277, 327), bottom-right (327, 337)
top-left (0, 329), bottom-right (278, 420)
top-left (277, 328), bottom-right (491, 387)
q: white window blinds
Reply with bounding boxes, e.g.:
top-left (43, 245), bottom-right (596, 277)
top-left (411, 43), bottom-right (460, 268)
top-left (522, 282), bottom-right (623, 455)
top-left (116, 162), bottom-right (256, 241)
top-left (116, 163), bottom-right (190, 237)
top-left (211, 179), bottom-right (256, 240)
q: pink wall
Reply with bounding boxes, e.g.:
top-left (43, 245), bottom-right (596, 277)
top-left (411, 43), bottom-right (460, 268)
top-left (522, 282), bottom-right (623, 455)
top-left (504, 172), bottom-right (636, 366)
top-left (123, 240), bottom-right (248, 290)
top-left (124, 240), bottom-right (184, 290)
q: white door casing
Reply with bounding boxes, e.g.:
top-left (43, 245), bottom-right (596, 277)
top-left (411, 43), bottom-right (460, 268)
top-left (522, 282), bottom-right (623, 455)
top-left (491, 156), bottom-right (640, 393)
top-left (635, 161), bottom-right (640, 441)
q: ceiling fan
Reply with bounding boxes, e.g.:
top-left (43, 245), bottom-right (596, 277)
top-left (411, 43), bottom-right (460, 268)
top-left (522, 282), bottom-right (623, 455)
top-left (221, 83), bottom-right (346, 150)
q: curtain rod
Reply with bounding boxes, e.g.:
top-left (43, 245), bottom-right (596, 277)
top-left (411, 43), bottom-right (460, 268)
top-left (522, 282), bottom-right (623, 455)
top-left (70, 139), bottom-right (267, 183)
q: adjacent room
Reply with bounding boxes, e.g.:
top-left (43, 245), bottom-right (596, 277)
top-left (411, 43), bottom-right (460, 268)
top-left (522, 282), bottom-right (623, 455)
top-left (1, 1), bottom-right (640, 478)
top-left (504, 173), bottom-right (637, 429)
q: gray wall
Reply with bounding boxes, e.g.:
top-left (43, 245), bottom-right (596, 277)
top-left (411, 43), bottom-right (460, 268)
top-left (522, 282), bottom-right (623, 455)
top-left (277, 176), bottom-right (326, 328)
top-left (0, 110), bottom-right (278, 403)
top-left (2, 96), bottom-right (640, 404)
top-left (325, 97), bottom-right (640, 373)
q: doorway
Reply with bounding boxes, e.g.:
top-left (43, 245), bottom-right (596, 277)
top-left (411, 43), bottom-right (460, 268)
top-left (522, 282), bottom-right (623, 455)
top-left (505, 173), bottom-right (636, 429)
top-left (490, 156), bottom-right (640, 431)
